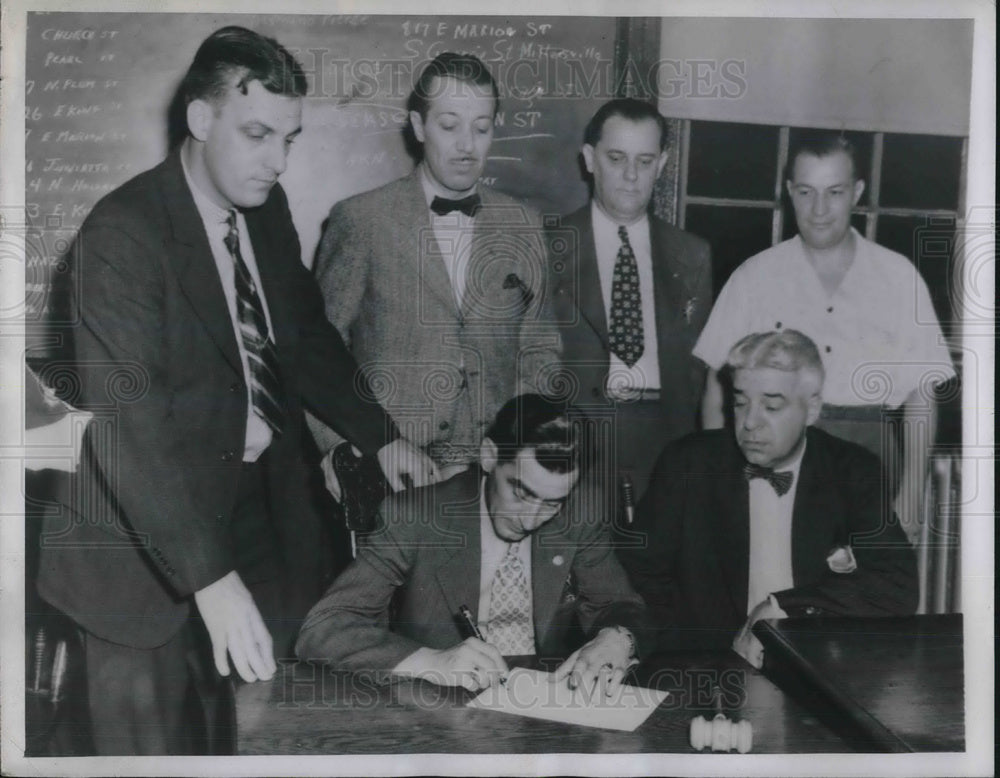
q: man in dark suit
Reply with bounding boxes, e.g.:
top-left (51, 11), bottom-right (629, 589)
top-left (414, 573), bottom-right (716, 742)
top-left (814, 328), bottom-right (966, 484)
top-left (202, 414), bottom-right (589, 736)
top-left (308, 53), bottom-right (560, 486)
top-left (297, 394), bottom-right (648, 696)
top-left (619, 330), bottom-right (917, 667)
top-left (35, 26), bottom-right (433, 755)
top-left (550, 98), bottom-right (712, 504)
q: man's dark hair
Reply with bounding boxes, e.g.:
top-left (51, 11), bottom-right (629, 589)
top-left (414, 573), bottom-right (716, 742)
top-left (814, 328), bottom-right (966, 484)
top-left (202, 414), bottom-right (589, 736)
top-left (407, 52), bottom-right (500, 119)
top-left (583, 98), bottom-right (669, 151)
top-left (785, 132), bottom-right (860, 182)
top-left (178, 26), bottom-right (307, 107)
top-left (485, 394), bottom-right (581, 474)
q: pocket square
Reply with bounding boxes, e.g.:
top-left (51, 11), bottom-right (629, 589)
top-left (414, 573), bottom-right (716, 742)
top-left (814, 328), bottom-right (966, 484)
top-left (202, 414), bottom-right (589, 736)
top-left (826, 545), bottom-right (858, 574)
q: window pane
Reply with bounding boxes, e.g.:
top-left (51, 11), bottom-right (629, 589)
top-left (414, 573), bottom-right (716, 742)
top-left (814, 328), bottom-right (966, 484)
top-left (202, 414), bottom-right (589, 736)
top-left (684, 205), bottom-right (774, 295)
top-left (881, 133), bottom-right (963, 211)
top-left (786, 128), bottom-right (873, 207)
top-left (687, 121), bottom-right (779, 200)
top-left (876, 215), bottom-right (956, 326)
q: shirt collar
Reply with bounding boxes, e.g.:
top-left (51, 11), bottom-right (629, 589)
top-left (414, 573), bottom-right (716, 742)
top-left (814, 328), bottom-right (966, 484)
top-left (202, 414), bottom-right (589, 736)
top-left (418, 163), bottom-right (478, 208)
top-left (180, 144), bottom-right (232, 226)
top-left (590, 199), bottom-right (649, 236)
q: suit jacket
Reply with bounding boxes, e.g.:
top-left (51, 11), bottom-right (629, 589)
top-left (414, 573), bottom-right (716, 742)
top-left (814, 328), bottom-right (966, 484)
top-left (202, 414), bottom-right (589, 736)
top-left (619, 428), bottom-right (918, 652)
top-left (307, 171), bottom-right (561, 459)
top-left (296, 468), bottom-right (648, 670)
top-left (37, 151), bottom-right (396, 649)
top-left (549, 206), bottom-right (711, 443)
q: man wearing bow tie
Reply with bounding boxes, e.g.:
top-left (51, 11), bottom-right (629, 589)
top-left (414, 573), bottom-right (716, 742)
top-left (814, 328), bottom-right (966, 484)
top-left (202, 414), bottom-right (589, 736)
top-left (618, 330), bottom-right (916, 667)
top-left (297, 394), bottom-right (648, 696)
top-left (308, 53), bottom-right (560, 486)
top-left (549, 98), bottom-right (712, 505)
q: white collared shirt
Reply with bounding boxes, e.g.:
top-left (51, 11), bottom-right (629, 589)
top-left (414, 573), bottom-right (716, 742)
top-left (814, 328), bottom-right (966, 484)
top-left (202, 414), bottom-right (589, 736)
top-left (746, 440), bottom-right (806, 614)
top-left (477, 478), bottom-right (534, 648)
top-left (419, 165), bottom-right (477, 310)
top-left (591, 202), bottom-right (661, 393)
top-left (181, 152), bottom-right (276, 462)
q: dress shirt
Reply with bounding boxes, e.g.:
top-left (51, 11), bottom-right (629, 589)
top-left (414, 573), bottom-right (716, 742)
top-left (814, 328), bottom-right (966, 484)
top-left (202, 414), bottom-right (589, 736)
top-left (477, 479), bottom-right (534, 651)
top-left (182, 153), bottom-right (275, 462)
top-left (746, 440), bottom-right (806, 614)
top-left (419, 164), bottom-right (476, 310)
top-left (591, 202), bottom-right (661, 393)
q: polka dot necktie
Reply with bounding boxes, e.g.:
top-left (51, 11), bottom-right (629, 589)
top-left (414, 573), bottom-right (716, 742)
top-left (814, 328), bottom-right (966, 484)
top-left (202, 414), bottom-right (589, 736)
top-left (224, 210), bottom-right (285, 436)
top-left (484, 543), bottom-right (535, 655)
top-left (608, 225), bottom-right (645, 367)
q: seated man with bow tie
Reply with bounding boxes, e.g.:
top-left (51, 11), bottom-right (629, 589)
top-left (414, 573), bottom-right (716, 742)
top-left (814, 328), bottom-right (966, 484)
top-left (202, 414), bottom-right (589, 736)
top-left (618, 329), bottom-right (917, 668)
top-left (296, 394), bottom-right (649, 694)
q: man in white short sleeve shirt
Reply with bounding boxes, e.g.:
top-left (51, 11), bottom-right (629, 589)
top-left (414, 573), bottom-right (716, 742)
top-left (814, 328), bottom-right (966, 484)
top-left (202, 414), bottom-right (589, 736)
top-left (694, 133), bottom-right (955, 544)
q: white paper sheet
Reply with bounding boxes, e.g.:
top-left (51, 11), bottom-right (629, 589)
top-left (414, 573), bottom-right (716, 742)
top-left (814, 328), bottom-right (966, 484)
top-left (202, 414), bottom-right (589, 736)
top-left (466, 668), bottom-right (669, 732)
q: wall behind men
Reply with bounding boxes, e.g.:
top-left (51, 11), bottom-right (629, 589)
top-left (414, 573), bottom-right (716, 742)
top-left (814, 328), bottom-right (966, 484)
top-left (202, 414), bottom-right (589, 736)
top-left (25, 12), bottom-right (620, 351)
top-left (655, 17), bottom-right (973, 135)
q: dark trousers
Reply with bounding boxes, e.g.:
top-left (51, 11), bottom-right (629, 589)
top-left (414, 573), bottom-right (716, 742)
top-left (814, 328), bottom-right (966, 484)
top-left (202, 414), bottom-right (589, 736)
top-left (82, 456), bottom-right (288, 755)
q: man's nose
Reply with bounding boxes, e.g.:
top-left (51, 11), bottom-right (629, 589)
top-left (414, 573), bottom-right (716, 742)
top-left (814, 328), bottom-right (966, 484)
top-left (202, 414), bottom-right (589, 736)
top-left (623, 159), bottom-right (639, 181)
top-left (266, 138), bottom-right (289, 176)
top-left (455, 125), bottom-right (475, 153)
top-left (742, 403), bottom-right (763, 430)
top-left (812, 192), bottom-right (829, 216)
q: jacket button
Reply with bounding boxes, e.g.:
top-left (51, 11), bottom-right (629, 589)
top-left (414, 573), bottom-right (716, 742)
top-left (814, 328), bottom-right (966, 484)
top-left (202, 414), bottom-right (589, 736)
top-left (229, 383), bottom-right (239, 393)
top-left (438, 421), bottom-right (449, 431)
top-left (215, 513), bottom-right (224, 522)
top-left (221, 450), bottom-right (234, 462)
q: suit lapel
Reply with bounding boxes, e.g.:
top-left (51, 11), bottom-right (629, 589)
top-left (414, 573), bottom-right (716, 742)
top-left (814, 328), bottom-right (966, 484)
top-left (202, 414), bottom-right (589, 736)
top-left (432, 472), bottom-right (483, 621)
top-left (716, 446), bottom-right (751, 616)
top-left (791, 431), bottom-right (835, 582)
top-left (399, 172), bottom-right (461, 318)
top-left (568, 207), bottom-right (609, 345)
top-left (245, 207), bottom-right (295, 351)
top-left (531, 515), bottom-right (576, 644)
top-left (158, 153), bottom-right (242, 375)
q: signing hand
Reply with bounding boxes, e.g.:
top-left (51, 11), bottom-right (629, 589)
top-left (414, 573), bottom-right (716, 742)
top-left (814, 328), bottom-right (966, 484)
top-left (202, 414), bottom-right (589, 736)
top-left (194, 570), bottom-right (276, 683)
top-left (732, 597), bottom-right (786, 670)
top-left (376, 437), bottom-right (441, 491)
top-left (553, 626), bottom-right (637, 699)
top-left (393, 638), bottom-right (509, 692)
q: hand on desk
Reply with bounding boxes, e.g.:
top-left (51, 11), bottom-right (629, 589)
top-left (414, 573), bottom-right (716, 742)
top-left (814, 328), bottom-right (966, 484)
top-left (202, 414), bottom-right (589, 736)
top-left (393, 638), bottom-right (510, 692)
top-left (732, 597), bottom-right (787, 670)
top-left (194, 570), bottom-right (276, 683)
top-left (553, 626), bottom-right (638, 698)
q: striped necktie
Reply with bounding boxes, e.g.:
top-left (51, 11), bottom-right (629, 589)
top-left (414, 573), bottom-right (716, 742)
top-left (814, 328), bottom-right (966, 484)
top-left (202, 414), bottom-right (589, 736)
top-left (224, 210), bottom-right (285, 437)
top-left (608, 225), bottom-right (645, 367)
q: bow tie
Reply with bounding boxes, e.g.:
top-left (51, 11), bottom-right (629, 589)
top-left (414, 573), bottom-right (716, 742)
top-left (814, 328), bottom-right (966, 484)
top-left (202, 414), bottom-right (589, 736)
top-left (430, 193), bottom-right (481, 217)
top-left (743, 463), bottom-right (794, 496)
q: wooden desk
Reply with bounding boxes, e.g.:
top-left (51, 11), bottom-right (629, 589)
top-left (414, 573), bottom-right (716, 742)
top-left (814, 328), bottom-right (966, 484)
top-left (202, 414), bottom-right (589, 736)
top-left (236, 652), bottom-right (851, 754)
top-left (753, 613), bottom-right (964, 753)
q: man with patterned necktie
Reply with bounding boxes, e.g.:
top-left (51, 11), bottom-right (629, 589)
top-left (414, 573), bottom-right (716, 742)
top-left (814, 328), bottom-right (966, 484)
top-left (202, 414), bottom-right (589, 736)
top-left (308, 52), bottom-right (560, 489)
top-left (619, 330), bottom-right (917, 668)
top-left (297, 394), bottom-right (649, 696)
top-left (36, 26), bottom-right (433, 755)
top-left (549, 98), bottom-right (712, 505)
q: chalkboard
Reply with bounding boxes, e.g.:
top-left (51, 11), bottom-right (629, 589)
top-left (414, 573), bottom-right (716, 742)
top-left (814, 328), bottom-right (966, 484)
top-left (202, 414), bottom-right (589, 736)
top-left (24, 12), bottom-right (620, 348)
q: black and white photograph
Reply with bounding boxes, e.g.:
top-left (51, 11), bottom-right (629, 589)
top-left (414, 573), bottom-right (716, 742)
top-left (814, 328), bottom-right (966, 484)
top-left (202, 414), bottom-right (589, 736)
top-left (0, 1), bottom-right (993, 775)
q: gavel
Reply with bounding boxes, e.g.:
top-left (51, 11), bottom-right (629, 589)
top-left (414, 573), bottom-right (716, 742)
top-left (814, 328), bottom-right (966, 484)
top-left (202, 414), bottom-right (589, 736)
top-left (689, 685), bottom-right (753, 753)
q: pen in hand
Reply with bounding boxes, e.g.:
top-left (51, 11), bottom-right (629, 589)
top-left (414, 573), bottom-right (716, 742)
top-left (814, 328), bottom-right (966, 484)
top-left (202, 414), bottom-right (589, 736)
top-left (459, 604), bottom-right (507, 686)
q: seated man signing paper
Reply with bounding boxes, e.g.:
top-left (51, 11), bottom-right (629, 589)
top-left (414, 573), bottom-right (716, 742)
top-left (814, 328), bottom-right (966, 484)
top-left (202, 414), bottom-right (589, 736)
top-left (619, 330), bottom-right (917, 668)
top-left (297, 394), bottom-right (649, 694)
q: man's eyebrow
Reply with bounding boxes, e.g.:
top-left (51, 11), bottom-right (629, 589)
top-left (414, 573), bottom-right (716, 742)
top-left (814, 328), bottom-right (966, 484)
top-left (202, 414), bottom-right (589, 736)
top-left (763, 392), bottom-right (787, 400)
top-left (286, 127), bottom-right (302, 139)
top-left (510, 477), bottom-right (539, 500)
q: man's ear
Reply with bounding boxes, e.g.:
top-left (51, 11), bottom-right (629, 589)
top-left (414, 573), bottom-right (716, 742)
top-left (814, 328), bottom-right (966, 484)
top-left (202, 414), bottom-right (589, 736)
top-left (409, 110), bottom-right (426, 144)
top-left (852, 178), bottom-right (866, 207)
top-left (581, 144), bottom-right (595, 175)
top-left (187, 99), bottom-right (213, 143)
top-left (655, 150), bottom-right (668, 177)
top-left (805, 392), bottom-right (823, 427)
top-left (479, 437), bottom-right (499, 473)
